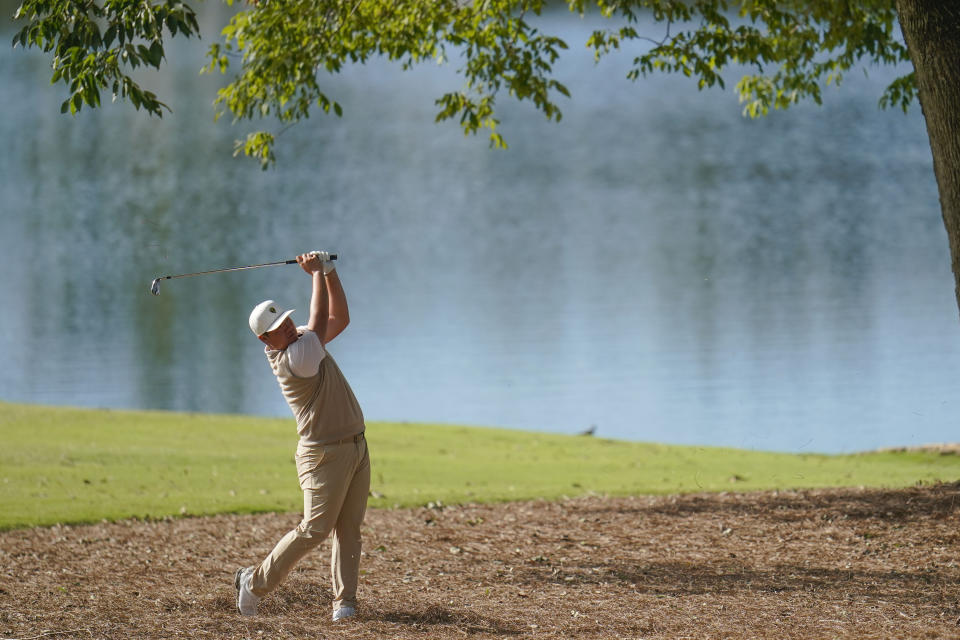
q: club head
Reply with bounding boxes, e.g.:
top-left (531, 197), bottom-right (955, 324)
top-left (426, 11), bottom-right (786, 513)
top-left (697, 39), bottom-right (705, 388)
top-left (150, 278), bottom-right (161, 296)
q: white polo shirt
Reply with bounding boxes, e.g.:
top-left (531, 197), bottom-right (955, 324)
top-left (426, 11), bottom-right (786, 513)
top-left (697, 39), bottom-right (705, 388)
top-left (282, 327), bottom-right (327, 377)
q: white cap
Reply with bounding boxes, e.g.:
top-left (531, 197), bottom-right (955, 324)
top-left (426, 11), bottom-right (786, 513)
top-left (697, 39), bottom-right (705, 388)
top-left (249, 300), bottom-right (295, 336)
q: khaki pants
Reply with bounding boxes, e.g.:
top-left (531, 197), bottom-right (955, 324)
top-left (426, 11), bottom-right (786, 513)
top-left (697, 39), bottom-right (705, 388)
top-left (249, 433), bottom-right (370, 612)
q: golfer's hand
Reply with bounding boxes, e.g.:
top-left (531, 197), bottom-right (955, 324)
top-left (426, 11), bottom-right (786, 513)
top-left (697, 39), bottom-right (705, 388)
top-left (297, 252), bottom-right (324, 274)
top-left (311, 250), bottom-right (336, 275)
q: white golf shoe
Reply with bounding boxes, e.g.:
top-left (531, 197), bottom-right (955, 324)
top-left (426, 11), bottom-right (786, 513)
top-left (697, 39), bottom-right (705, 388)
top-left (234, 567), bottom-right (259, 616)
top-left (332, 606), bottom-right (356, 621)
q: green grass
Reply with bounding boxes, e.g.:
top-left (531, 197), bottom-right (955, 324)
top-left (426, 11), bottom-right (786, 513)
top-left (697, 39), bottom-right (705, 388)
top-left (1, 402), bottom-right (959, 530)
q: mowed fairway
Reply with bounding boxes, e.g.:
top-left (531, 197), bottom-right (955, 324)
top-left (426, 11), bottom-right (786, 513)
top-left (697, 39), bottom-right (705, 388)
top-left (2, 402), bottom-right (960, 530)
top-left (3, 403), bottom-right (960, 639)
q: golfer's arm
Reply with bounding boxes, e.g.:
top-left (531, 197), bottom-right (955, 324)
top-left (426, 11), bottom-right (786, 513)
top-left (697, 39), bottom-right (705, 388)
top-left (323, 269), bottom-right (350, 344)
top-left (306, 271), bottom-right (329, 341)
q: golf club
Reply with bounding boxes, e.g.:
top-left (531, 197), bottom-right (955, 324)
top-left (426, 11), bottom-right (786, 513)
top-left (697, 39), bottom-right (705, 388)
top-left (150, 253), bottom-right (337, 295)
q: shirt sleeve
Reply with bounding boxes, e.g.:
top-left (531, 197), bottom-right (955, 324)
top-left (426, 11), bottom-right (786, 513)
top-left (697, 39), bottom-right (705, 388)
top-left (286, 329), bottom-right (327, 378)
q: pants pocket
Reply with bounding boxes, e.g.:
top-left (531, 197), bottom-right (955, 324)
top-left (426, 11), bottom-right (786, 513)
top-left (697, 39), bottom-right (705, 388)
top-left (295, 446), bottom-right (328, 490)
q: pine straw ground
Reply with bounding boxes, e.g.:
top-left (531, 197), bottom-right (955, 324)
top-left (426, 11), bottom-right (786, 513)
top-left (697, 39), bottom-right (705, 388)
top-left (2, 484), bottom-right (960, 640)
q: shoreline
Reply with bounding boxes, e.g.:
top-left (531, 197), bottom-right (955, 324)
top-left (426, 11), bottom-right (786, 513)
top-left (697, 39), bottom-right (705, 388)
top-left (863, 443), bottom-right (960, 455)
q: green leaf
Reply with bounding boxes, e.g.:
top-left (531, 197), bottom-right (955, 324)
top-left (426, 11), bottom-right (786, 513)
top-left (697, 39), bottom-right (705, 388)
top-left (149, 41), bottom-right (164, 67)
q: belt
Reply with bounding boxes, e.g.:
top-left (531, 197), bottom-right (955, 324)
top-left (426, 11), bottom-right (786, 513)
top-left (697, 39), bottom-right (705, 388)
top-left (324, 432), bottom-right (365, 446)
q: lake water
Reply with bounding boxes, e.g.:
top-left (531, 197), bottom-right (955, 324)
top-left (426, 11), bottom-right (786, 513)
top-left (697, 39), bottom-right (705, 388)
top-left (1, 8), bottom-right (957, 453)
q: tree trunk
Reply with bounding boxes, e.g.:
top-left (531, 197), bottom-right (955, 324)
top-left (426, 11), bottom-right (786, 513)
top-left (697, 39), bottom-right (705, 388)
top-left (895, 1), bottom-right (960, 317)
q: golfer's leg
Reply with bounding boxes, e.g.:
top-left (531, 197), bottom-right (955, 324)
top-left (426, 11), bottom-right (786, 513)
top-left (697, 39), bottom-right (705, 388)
top-left (331, 440), bottom-right (371, 611)
top-left (250, 478), bottom-right (349, 597)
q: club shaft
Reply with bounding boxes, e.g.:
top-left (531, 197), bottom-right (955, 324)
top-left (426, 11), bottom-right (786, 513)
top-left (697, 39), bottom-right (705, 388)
top-left (157, 254), bottom-right (337, 281)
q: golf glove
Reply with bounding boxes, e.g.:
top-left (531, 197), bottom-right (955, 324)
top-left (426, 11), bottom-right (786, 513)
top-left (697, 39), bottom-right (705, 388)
top-left (311, 250), bottom-right (336, 275)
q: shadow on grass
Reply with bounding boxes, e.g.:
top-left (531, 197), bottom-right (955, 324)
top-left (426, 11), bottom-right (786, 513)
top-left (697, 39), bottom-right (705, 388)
top-left (577, 481), bottom-right (960, 522)
top-left (604, 562), bottom-right (956, 602)
top-left (376, 604), bottom-right (522, 635)
top-left (273, 582), bottom-right (522, 635)
top-left (500, 484), bottom-right (960, 616)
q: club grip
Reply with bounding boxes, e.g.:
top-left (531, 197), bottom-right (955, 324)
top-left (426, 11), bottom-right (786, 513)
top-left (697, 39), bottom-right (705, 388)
top-left (286, 253), bottom-right (338, 264)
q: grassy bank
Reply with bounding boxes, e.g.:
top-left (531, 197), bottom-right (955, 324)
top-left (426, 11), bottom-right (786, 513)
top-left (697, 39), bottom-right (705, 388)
top-left (1, 402), bottom-right (958, 530)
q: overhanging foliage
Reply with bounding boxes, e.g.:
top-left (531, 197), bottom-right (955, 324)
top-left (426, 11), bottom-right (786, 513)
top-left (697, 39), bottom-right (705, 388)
top-left (12, 0), bottom-right (914, 167)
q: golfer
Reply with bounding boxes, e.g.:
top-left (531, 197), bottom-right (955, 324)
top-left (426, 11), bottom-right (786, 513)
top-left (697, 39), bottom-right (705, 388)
top-left (235, 251), bottom-right (370, 622)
